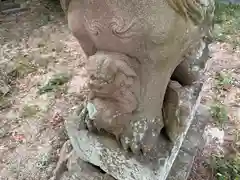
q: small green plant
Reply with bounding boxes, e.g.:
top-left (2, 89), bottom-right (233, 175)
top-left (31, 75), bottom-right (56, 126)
top-left (215, 72), bottom-right (233, 90)
top-left (38, 73), bottom-right (70, 95)
top-left (36, 153), bottom-right (50, 170)
top-left (0, 96), bottom-right (12, 111)
top-left (211, 153), bottom-right (240, 180)
top-left (210, 101), bottom-right (228, 127)
top-left (8, 55), bottom-right (37, 79)
top-left (21, 105), bottom-right (40, 118)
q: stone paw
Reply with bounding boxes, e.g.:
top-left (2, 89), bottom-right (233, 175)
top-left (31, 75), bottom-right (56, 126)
top-left (81, 100), bottom-right (131, 137)
top-left (73, 103), bottom-right (96, 132)
top-left (119, 115), bottom-right (164, 155)
top-left (81, 102), bottom-right (98, 132)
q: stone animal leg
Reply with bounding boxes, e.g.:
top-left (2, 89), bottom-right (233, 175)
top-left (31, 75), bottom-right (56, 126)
top-left (67, 0), bottom-right (96, 56)
top-left (82, 51), bottom-right (190, 154)
top-left (81, 51), bottom-right (173, 154)
top-left (163, 80), bottom-right (191, 142)
top-left (118, 58), bottom-right (179, 154)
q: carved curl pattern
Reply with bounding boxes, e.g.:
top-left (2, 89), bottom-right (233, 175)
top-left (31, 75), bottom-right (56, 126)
top-left (109, 16), bottom-right (139, 39)
top-left (83, 16), bottom-right (139, 39)
top-left (84, 17), bottom-right (103, 36)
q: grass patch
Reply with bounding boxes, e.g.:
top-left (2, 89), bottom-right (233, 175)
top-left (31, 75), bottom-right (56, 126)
top-left (210, 101), bottom-right (228, 127)
top-left (20, 105), bottom-right (40, 118)
top-left (0, 54), bottom-right (37, 98)
top-left (0, 96), bottom-right (12, 111)
top-left (215, 72), bottom-right (233, 91)
top-left (0, 77), bottom-right (10, 96)
top-left (213, 2), bottom-right (240, 46)
top-left (36, 153), bottom-right (51, 170)
top-left (38, 73), bottom-right (70, 95)
top-left (8, 55), bottom-right (38, 80)
top-left (210, 153), bottom-right (240, 180)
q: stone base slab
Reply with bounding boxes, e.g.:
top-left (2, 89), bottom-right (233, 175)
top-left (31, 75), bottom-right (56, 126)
top-left (65, 88), bottom-right (209, 180)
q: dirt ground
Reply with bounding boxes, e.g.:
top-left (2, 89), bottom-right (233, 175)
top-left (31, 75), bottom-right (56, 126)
top-left (0, 1), bottom-right (239, 180)
top-left (0, 1), bottom-right (88, 179)
top-left (188, 43), bottom-right (240, 180)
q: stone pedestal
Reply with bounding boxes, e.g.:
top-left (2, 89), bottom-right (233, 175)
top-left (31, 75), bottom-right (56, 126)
top-left (65, 87), bottom-right (210, 180)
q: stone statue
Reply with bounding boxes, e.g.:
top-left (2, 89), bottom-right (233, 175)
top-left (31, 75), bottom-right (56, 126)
top-left (60, 0), bottom-right (215, 155)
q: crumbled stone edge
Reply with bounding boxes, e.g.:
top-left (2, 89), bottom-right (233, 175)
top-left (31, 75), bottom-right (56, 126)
top-left (166, 104), bottom-right (210, 180)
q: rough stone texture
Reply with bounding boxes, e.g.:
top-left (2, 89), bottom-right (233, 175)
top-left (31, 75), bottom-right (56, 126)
top-left (61, 0), bottom-right (215, 155)
top-left (166, 104), bottom-right (210, 180)
top-left (60, 151), bottom-right (110, 180)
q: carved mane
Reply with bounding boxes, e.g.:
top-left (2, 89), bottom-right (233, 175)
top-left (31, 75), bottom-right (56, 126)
top-left (167, 0), bottom-right (207, 25)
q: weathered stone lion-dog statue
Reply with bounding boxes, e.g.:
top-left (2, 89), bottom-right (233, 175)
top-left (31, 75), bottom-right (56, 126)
top-left (60, 0), bottom-right (215, 155)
